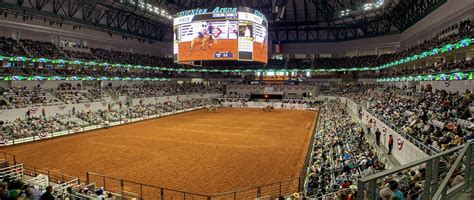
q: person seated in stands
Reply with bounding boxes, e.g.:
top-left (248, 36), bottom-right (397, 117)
top-left (388, 180), bottom-right (404, 200)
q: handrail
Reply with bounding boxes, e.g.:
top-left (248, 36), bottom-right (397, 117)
top-left (86, 172), bottom-right (210, 197)
top-left (303, 106), bottom-right (323, 193)
top-left (432, 142), bottom-right (471, 199)
top-left (356, 141), bottom-right (473, 200)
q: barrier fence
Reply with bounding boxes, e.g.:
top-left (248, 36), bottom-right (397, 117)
top-left (357, 140), bottom-right (474, 200)
top-left (0, 151), bottom-right (16, 166)
top-left (85, 172), bottom-right (304, 200)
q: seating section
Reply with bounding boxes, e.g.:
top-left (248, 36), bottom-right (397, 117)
top-left (1, 98), bottom-right (213, 140)
top-left (323, 84), bottom-right (474, 153)
top-left (2, 86), bottom-right (62, 109)
top-left (111, 83), bottom-right (218, 98)
top-left (0, 164), bottom-right (121, 199)
top-left (306, 100), bottom-right (386, 198)
top-left (0, 18), bottom-right (470, 72)
top-left (0, 83), bottom-right (220, 110)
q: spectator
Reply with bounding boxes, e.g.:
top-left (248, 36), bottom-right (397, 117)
top-left (40, 186), bottom-right (54, 200)
top-left (389, 180), bottom-right (404, 200)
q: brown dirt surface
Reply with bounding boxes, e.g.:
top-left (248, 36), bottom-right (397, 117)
top-left (2, 108), bottom-right (318, 197)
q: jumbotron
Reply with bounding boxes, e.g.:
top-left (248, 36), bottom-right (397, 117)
top-left (0, 0), bottom-right (473, 200)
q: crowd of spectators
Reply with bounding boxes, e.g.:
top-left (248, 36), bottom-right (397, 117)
top-left (0, 83), bottom-right (220, 110)
top-left (0, 174), bottom-right (118, 200)
top-left (372, 59), bottom-right (474, 79)
top-left (306, 100), bottom-right (386, 199)
top-left (55, 83), bottom-right (104, 104)
top-left (323, 84), bottom-right (474, 153)
top-left (0, 176), bottom-right (44, 200)
top-left (369, 86), bottom-right (473, 152)
top-left (20, 39), bottom-right (63, 59)
top-left (2, 86), bottom-right (61, 109)
top-left (0, 98), bottom-right (214, 140)
top-left (65, 48), bottom-right (178, 68)
top-left (0, 37), bottom-right (27, 57)
top-left (111, 83), bottom-right (219, 98)
top-left (0, 65), bottom-right (168, 78)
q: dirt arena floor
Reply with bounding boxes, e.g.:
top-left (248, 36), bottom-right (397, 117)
top-left (2, 108), bottom-right (318, 197)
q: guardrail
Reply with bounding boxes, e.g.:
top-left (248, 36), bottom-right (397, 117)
top-left (85, 170), bottom-right (305, 200)
top-left (356, 141), bottom-right (473, 200)
top-left (303, 107), bottom-right (324, 194)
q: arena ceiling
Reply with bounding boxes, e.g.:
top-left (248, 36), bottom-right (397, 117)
top-left (0, 0), bottom-right (447, 42)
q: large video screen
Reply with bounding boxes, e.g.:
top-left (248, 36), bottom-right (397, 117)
top-left (173, 7), bottom-right (268, 64)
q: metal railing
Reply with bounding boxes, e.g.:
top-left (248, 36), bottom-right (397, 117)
top-left (432, 141), bottom-right (474, 200)
top-left (0, 163), bottom-right (23, 181)
top-left (210, 177), bottom-right (303, 199)
top-left (303, 107), bottom-right (324, 194)
top-left (85, 172), bottom-right (305, 200)
top-left (356, 141), bottom-right (474, 200)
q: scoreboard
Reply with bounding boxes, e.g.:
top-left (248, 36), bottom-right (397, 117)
top-left (173, 7), bottom-right (268, 64)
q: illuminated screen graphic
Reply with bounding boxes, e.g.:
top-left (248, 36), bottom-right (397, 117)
top-left (173, 7), bottom-right (268, 64)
